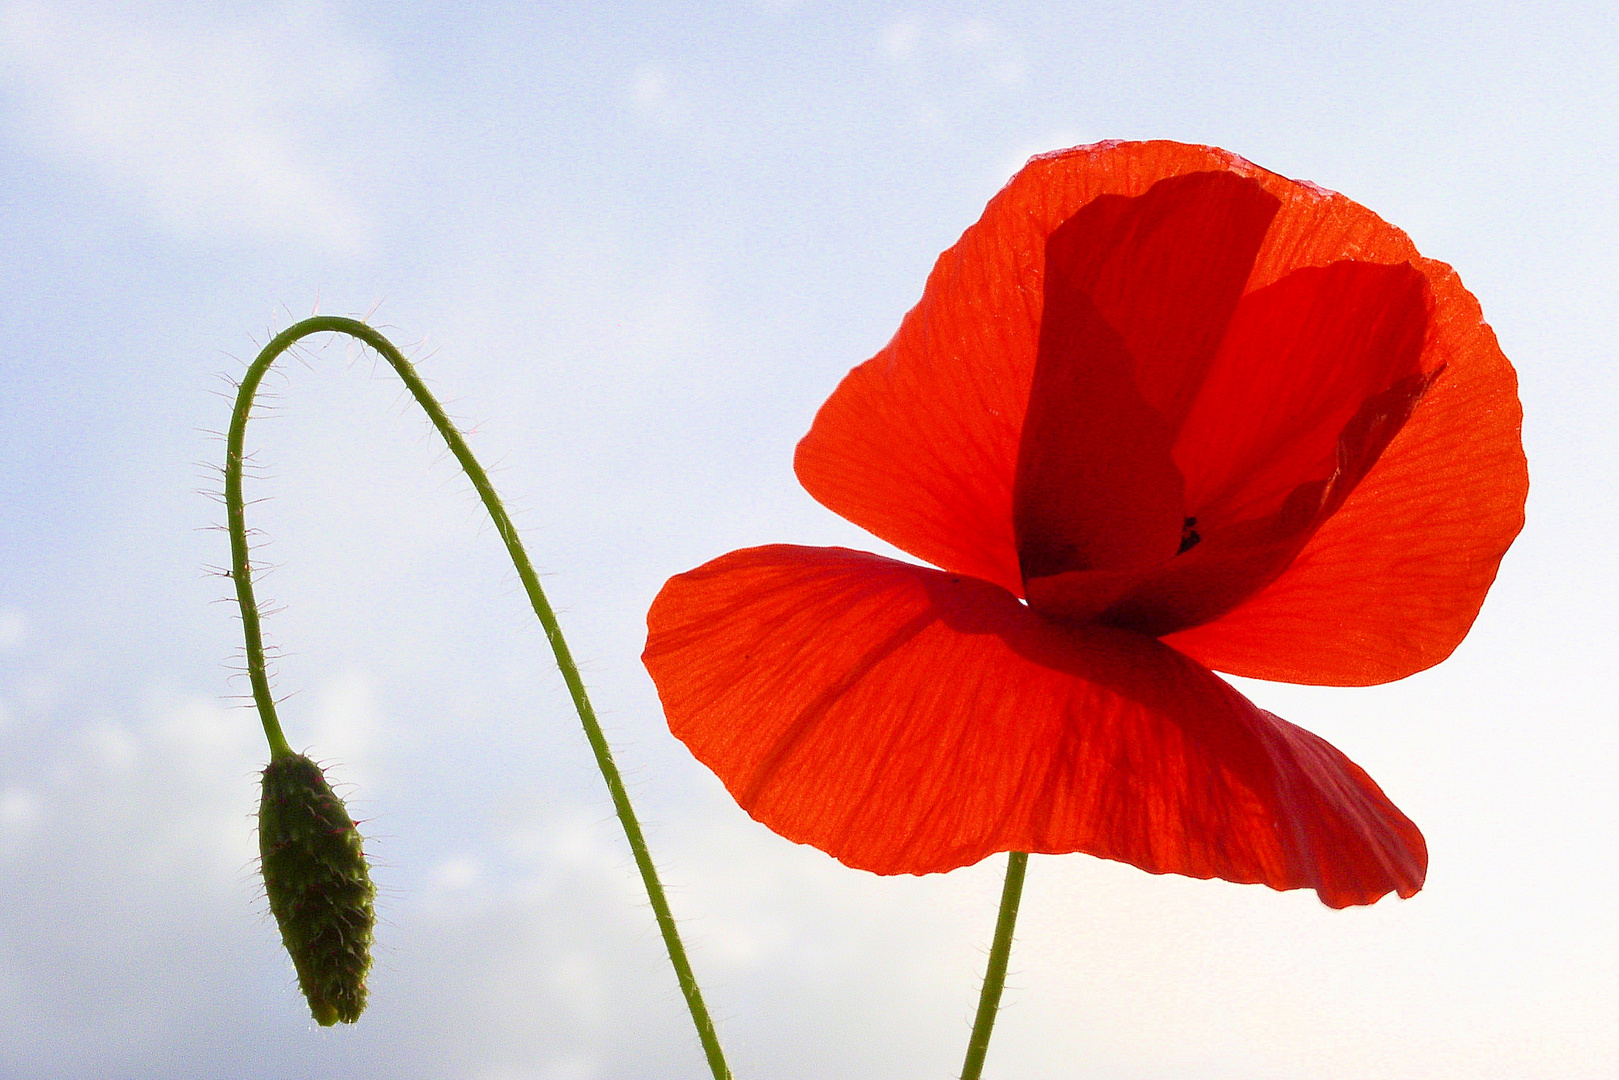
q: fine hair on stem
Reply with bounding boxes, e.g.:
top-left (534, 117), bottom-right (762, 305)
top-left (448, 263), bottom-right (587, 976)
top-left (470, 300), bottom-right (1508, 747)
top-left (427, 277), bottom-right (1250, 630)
top-left (224, 316), bottom-right (730, 1078)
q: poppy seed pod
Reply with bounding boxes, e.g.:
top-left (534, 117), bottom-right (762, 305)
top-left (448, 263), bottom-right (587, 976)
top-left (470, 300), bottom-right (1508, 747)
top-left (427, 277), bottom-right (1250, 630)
top-left (258, 753), bottom-right (375, 1025)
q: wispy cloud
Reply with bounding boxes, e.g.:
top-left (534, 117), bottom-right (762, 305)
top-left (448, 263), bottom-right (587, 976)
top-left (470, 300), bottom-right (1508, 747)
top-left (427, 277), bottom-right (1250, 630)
top-left (0, 0), bottom-right (382, 254)
top-left (881, 16), bottom-right (1026, 97)
top-left (0, 608), bottom-right (25, 651)
top-left (876, 15), bottom-right (1027, 133)
top-left (627, 64), bottom-right (692, 133)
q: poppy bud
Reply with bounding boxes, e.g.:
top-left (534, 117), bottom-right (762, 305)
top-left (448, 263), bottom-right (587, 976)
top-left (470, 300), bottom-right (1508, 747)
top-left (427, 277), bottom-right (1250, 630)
top-left (258, 753), bottom-right (375, 1026)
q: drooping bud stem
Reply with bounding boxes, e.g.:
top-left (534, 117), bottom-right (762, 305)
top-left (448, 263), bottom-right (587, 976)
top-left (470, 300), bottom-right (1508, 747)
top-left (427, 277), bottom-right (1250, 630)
top-left (222, 317), bottom-right (729, 1077)
top-left (259, 754), bottom-right (375, 1026)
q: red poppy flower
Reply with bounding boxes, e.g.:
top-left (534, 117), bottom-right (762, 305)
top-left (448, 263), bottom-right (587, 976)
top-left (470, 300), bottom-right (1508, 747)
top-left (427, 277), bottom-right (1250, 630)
top-left (643, 141), bottom-right (1526, 908)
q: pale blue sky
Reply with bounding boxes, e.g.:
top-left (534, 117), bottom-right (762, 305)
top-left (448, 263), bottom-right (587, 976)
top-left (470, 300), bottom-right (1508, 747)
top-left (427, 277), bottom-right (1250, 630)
top-left (0, 2), bottom-right (1614, 1078)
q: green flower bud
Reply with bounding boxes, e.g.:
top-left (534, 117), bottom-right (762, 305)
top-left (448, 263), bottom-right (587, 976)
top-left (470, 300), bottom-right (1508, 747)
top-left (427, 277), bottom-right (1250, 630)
top-left (258, 753), bottom-right (375, 1026)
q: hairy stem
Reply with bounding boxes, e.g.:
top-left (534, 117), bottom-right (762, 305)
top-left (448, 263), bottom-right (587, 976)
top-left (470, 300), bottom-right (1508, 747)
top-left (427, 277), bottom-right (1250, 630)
top-left (960, 851), bottom-right (1029, 1080)
top-left (225, 316), bottom-right (731, 1078)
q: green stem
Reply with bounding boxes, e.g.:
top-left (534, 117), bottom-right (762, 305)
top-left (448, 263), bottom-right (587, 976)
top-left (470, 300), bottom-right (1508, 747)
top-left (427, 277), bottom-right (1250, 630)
top-left (959, 851), bottom-right (1028, 1080)
top-left (225, 316), bottom-right (731, 1079)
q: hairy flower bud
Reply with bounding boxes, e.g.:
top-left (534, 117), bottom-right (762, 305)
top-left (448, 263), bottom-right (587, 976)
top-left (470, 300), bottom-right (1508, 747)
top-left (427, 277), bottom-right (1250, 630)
top-left (258, 753), bottom-right (375, 1026)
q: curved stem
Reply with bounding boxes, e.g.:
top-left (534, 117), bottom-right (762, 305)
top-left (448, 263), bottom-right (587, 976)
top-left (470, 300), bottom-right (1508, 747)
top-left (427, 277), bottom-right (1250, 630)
top-left (960, 851), bottom-right (1028, 1080)
top-left (225, 316), bottom-right (731, 1079)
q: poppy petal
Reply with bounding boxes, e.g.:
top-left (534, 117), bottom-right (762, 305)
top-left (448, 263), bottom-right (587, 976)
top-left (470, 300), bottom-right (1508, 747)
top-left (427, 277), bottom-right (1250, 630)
top-left (795, 141), bottom-right (1294, 596)
top-left (1164, 257), bottom-right (1527, 684)
top-left (1069, 264), bottom-right (1437, 637)
top-left (1011, 269), bottom-right (1185, 580)
top-left (1013, 171), bottom-right (1278, 580)
top-left (1021, 259), bottom-right (1434, 633)
top-left (1173, 260), bottom-right (1430, 534)
top-left (794, 138), bottom-right (1525, 683)
top-left (644, 545), bottom-right (1427, 908)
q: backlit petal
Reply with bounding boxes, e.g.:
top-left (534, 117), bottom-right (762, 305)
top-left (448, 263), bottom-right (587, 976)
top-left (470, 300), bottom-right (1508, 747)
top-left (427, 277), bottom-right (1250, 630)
top-left (1013, 171), bottom-right (1277, 580)
top-left (1165, 260), bottom-right (1527, 684)
top-left (1086, 264), bottom-right (1437, 637)
top-left (644, 545), bottom-right (1427, 907)
top-left (795, 141), bottom-right (1297, 595)
top-left (1173, 260), bottom-right (1429, 534)
top-left (1022, 260), bottom-right (1436, 636)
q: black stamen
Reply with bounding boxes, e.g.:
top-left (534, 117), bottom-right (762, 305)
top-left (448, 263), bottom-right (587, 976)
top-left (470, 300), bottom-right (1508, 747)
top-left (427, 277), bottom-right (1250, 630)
top-left (1178, 516), bottom-right (1201, 555)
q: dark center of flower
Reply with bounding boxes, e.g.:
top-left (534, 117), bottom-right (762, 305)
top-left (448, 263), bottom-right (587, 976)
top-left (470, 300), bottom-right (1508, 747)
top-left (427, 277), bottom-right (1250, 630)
top-left (1177, 517), bottom-right (1201, 555)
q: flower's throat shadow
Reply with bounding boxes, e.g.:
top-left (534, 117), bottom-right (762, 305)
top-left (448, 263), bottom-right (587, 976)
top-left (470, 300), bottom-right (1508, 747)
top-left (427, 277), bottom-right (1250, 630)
top-left (1015, 171), bottom-right (1439, 638)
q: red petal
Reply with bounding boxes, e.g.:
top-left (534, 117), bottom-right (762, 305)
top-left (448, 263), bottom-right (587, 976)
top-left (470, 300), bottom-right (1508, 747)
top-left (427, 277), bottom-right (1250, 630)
top-left (1067, 262), bottom-right (1436, 636)
top-left (644, 545), bottom-right (1427, 907)
top-left (1165, 280), bottom-right (1526, 681)
top-left (796, 140), bottom-right (1525, 683)
top-left (1013, 171), bottom-right (1278, 580)
top-left (794, 141), bottom-right (1293, 595)
top-left (1020, 260), bottom-right (1436, 636)
top-left (1174, 260), bottom-right (1430, 535)
top-left (1178, 159), bottom-right (1526, 685)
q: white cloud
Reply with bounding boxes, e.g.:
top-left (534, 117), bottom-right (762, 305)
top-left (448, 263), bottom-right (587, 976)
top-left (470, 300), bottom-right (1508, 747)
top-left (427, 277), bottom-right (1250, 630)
top-left (876, 15), bottom-right (1026, 132)
top-left (309, 668), bottom-right (382, 771)
top-left (879, 15), bottom-right (1026, 87)
top-left (428, 853), bottom-right (483, 893)
top-left (0, 609), bottom-right (26, 650)
top-left (0, 0), bottom-right (380, 253)
top-left (628, 64), bottom-right (691, 133)
top-left (82, 721), bottom-right (141, 772)
top-left (0, 786), bottom-right (37, 832)
top-left (946, 19), bottom-right (1026, 86)
top-left (882, 18), bottom-right (922, 62)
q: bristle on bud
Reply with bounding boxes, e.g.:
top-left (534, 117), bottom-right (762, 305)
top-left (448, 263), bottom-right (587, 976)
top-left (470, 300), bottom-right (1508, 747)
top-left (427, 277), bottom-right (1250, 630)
top-left (259, 753), bottom-right (376, 1026)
